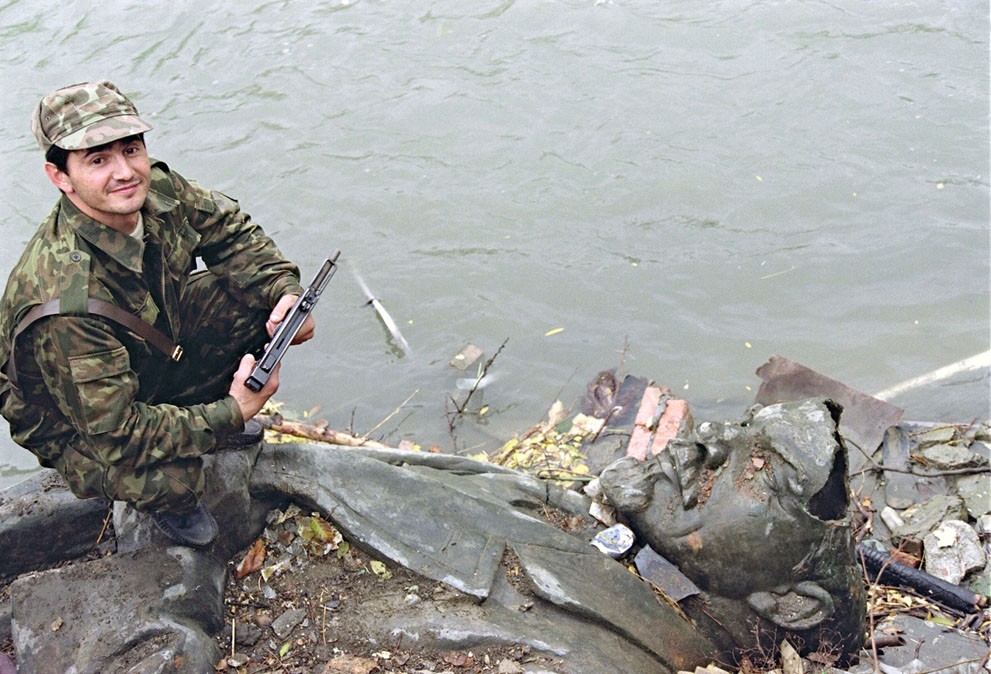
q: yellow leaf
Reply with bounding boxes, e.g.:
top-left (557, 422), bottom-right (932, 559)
top-left (370, 560), bottom-right (392, 579)
top-left (544, 327), bottom-right (564, 336)
top-left (308, 516), bottom-right (341, 544)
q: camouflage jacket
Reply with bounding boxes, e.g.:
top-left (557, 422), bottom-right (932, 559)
top-left (0, 159), bottom-right (303, 467)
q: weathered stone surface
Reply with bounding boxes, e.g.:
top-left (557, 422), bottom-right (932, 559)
top-left (249, 443), bottom-right (727, 672)
top-left (892, 494), bottom-right (969, 550)
top-left (852, 614), bottom-right (991, 674)
top-left (11, 546), bottom-right (224, 674)
top-left (0, 470), bottom-right (107, 579)
top-left (5, 446), bottom-right (274, 674)
top-left (882, 426), bottom-right (919, 509)
top-left (271, 607), bottom-right (307, 639)
top-left (954, 473), bottom-right (991, 520)
top-left (920, 443), bottom-right (989, 470)
top-left (923, 520), bottom-right (986, 585)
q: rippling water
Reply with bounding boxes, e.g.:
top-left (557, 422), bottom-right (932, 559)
top-left (1, 0), bottom-right (988, 486)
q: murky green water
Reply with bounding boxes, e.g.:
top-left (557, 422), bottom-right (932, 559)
top-left (1, 0), bottom-right (988, 487)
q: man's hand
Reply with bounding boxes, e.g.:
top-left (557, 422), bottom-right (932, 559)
top-left (230, 353), bottom-right (279, 421)
top-left (266, 293), bottom-right (316, 345)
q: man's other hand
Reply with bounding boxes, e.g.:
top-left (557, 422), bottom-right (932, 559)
top-left (229, 353), bottom-right (279, 421)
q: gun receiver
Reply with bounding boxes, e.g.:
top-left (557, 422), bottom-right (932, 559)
top-left (245, 251), bottom-right (340, 392)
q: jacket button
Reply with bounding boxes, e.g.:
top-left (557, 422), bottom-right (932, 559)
top-left (70, 251), bottom-right (82, 262)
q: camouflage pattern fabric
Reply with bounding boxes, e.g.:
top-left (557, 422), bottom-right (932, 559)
top-left (31, 80), bottom-right (153, 154)
top-left (0, 160), bottom-right (304, 513)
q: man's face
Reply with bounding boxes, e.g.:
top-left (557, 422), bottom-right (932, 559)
top-left (46, 137), bottom-right (150, 233)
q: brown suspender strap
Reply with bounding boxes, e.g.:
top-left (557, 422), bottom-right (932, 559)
top-left (7, 298), bottom-right (183, 390)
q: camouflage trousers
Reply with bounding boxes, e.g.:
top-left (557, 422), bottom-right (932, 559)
top-left (52, 270), bottom-right (269, 513)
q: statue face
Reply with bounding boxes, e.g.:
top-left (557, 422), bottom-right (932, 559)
top-left (600, 398), bottom-right (865, 660)
top-left (601, 399), bottom-right (851, 600)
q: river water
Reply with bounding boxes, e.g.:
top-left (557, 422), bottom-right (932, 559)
top-left (1, 0), bottom-right (988, 487)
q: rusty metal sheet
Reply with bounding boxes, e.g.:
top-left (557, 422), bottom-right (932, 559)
top-left (755, 355), bottom-right (903, 474)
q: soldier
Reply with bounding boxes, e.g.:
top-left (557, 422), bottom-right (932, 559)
top-left (0, 81), bottom-right (314, 548)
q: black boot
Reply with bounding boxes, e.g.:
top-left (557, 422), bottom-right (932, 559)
top-left (218, 418), bottom-right (264, 449)
top-left (150, 501), bottom-right (218, 548)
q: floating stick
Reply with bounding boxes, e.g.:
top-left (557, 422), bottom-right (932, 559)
top-left (873, 350), bottom-right (991, 401)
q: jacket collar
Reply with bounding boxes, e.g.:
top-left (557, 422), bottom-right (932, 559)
top-left (59, 181), bottom-right (178, 273)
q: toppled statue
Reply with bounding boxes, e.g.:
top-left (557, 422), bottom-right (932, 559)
top-left (599, 397), bottom-right (866, 663)
top-left (2, 397), bottom-right (869, 673)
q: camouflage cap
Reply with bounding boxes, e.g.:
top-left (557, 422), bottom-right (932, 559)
top-left (32, 80), bottom-right (152, 154)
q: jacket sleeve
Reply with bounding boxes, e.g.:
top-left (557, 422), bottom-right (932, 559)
top-left (168, 169), bottom-right (305, 308)
top-left (28, 314), bottom-right (241, 467)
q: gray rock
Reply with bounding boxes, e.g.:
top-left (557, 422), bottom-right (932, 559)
top-left (923, 520), bottom-right (986, 585)
top-left (954, 474), bottom-right (991, 520)
top-left (919, 443), bottom-right (989, 470)
top-left (969, 440), bottom-right (991, 460)
top-left (271, 607), bottom-right (307, 639)
top-left (892, 495), bottom-right (968, 550)
top-left (3, 447), bottom-right (275, 674)
top-left (913, 426), bottom-right (958, 447)
top-left (965, 565), bottom-right (991, 598)
top-left (882, 426), bottom-right (920, 509)
top-left (0, 470), bottom-right (108, 579)
top-left (865, 614), bottom-right (989, 674)
top-left (10, 546), bottom-right (224, 674)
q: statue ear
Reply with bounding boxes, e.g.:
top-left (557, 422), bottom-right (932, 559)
top-left (747, 581), bottom-right (834, 631)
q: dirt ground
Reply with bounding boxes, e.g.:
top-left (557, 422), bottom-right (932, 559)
top-left (213, 506), bottom-right (566, 674)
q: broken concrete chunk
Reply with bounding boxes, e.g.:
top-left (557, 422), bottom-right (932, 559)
top-left (954, 474), bottom-right (991, 519)
top-left (923, 520), bottom-right (986, 585)
top-left (892, 495), bottom-right (968, 554)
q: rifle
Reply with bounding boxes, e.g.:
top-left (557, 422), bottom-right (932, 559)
top-left (245, 251), bottom-right (340, 392)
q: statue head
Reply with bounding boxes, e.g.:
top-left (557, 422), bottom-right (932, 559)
top-left (599, 398), bottom-right (865, 663)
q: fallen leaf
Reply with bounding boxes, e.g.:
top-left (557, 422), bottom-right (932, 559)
top-left (370, 560), bottom-right (392, 579)
top-left (235, 539), bottom-right (266, 579)
top-left (544, 327), bottom-right (564, 337)
top-left (308, 516), bottom-right (342, 545)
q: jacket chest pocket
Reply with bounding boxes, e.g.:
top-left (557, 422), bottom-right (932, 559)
top-left (162, 219), bottom-right (201, 280)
